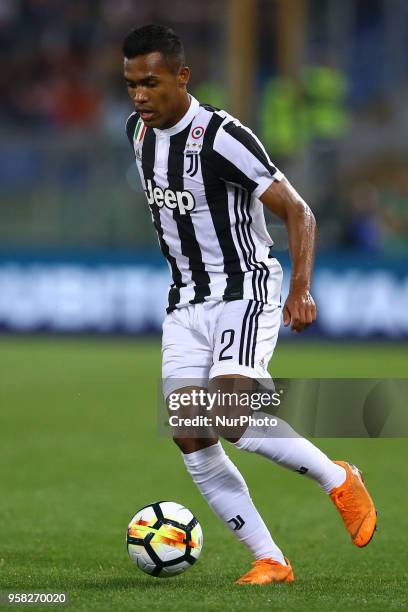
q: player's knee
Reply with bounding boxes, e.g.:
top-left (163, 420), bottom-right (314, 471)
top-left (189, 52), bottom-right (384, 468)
top-left (172, 436), bottom-right (194, 453)
top-left (223, 435), bottom-right (241, 444)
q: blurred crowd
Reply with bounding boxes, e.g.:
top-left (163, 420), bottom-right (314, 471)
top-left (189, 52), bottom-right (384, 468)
top-left (0, 0), bottom-right (217, 132)
top-left (0, 0), bottom-right (407, 253)
top-left (346, 170), bottom-right (408, 254)
top-left (1, 0), bottom-right (106, 130)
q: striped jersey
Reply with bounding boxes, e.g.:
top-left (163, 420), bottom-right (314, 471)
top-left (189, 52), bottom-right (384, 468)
top-left (126, 95), bottom-right (283, 313)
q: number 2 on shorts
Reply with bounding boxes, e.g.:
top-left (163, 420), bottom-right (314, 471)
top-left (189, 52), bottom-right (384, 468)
top-left (219, 329), bottom-right (235, 361)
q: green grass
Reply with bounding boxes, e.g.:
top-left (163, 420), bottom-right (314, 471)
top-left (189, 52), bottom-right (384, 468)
top-left (0, 339), bottom-right (407, 611)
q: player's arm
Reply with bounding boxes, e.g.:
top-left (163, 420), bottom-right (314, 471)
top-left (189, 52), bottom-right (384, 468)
top-left (260, 178), bottom-right (317, 332)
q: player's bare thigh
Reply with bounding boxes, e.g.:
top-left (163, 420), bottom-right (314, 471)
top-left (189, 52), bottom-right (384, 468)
top-left (167, 378), bottom-right (258, 450)
top-left (209, 374), bottom-right (256, 443)
top-left (167, 385), bottom-right (219, 454)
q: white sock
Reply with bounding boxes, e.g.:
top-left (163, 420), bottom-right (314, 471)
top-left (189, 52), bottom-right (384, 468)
top-left (234, 414), bottom-right (346, 493)
top-left (182, 441), bottom-right (286, 563)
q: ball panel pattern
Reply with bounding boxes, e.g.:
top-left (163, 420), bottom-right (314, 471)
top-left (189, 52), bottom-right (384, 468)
top-left (127, 501), bottom-right (203, 578)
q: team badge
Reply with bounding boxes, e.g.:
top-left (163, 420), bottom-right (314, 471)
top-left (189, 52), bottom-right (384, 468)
top-left (186, 153), bottom-right (199, 177)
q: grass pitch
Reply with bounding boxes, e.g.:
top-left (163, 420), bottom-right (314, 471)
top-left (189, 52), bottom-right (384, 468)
top-left (1, 339), bottom-right (407, 611)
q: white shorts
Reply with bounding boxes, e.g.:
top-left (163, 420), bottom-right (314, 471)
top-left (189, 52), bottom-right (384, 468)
top-left (162, 299), bottom-right (281, 399)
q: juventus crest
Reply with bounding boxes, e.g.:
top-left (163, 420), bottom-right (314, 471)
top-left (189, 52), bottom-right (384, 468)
top-left (186, 152), bottom-right (199, 177)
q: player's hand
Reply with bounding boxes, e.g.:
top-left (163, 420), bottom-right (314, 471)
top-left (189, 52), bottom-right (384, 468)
top-left (283, 288), bottom-right (317, 333)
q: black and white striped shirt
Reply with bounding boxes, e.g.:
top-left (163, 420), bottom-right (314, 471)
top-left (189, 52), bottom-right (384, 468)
top-left (126, 95), bottom-right (283, 313)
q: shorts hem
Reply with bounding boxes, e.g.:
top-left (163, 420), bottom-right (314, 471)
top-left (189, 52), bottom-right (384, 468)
top-left (209, 363), bottom-right (270, 380)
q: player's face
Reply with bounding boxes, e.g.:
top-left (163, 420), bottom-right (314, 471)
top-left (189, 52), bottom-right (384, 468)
top-left (124, 52), bottom-right (190, 129)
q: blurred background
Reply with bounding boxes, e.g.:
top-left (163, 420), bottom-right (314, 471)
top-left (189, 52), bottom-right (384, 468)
top-left (0, 0), bottom-right (407, 339)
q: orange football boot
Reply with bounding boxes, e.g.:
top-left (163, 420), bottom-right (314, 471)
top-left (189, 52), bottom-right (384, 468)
top-left (329, 461), bottom-right (377, 547)
top-left (234, 557), bottom-right (294, 585)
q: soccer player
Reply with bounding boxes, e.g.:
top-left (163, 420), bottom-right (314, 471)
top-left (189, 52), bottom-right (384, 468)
top-left (123, 25), bottom-right (377, 585)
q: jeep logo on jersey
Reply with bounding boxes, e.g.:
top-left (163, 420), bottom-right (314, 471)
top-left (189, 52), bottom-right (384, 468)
top-left (145, 178), bottom-right (195, 215)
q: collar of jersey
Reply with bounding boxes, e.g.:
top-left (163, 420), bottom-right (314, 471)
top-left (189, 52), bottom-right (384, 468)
top-left (153, 95), bottom-right (200, 137)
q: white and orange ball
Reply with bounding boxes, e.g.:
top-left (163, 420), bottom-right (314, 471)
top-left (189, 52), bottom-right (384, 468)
top-left (127, 501), bottom-right (203, 577)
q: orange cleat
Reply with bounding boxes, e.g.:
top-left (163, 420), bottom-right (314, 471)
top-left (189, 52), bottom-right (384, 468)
top-left (234, 557), bottom-right (294, 585)
top-left (329, 461), bottom-right (377, 547)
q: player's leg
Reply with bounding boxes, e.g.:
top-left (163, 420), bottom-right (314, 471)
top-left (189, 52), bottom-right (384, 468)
top-left (209, 299), bottom-right (377, 551)
top-left (171, 400), bottom-right (290, 568)
top-left (162, 304), bottom-right (291, 580)
top-left (209, 300), bottom-right (345, 489)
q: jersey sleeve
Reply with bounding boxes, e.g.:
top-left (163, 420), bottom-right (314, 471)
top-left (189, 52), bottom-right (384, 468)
top-left (125, 111), bottom-right (139, 148)
top-left (211, 119), bottom-right (283, 198)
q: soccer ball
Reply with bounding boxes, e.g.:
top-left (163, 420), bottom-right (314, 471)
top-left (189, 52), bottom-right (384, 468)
top-left (126, 501), bottom-right (203, 577)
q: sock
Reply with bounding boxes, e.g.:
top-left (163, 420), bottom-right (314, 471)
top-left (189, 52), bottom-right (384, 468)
top-left (234, 414), bottom-right (346, 493)
top-left (182, 441), bottom-right (286, 563)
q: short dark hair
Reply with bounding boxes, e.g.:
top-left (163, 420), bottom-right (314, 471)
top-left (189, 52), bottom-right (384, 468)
top-left (123, 25), bottom-right (185, 73)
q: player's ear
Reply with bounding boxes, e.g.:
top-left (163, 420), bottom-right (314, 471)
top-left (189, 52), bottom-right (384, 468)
top-left (178, 65), bottom-right (190, 87)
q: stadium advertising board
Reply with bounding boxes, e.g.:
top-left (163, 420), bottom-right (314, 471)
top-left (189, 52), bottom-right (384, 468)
top-left (0, 253), bottom-right (406, 338)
